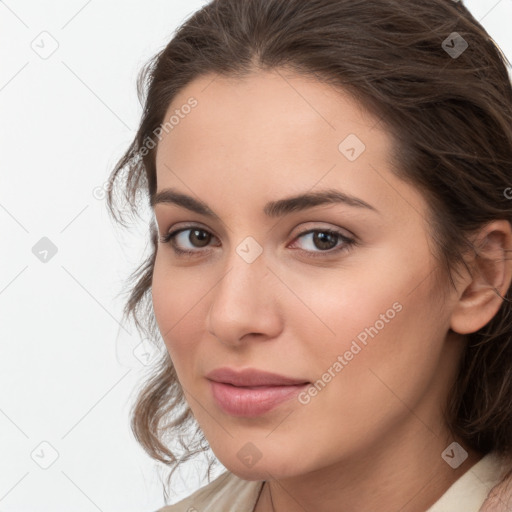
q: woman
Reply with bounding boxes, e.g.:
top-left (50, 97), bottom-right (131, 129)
top-left (107, 0), bottom-right (512, 510)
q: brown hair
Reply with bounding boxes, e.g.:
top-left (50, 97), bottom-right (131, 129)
top-left (107, 0), bottom-right (512, 499)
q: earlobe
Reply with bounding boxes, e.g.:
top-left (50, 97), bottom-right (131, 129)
top-left (449, 220), bottom-right (512, 335)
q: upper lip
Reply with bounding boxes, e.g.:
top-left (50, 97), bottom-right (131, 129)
top-left (206, 367), bottom-right (310, 387)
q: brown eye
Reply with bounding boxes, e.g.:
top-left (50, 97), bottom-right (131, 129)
top-left (312, 231), bottom-right (339, 250)
top-left (159, 226), bottom-right (219, 256)
top-left (289, 228), bottom-right (357, 259)
top-left (188, 229), bottom-right (211, 247)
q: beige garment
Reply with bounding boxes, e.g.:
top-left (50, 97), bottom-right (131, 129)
top-left (426, 451), bottom-right (510, 512)
top-left (157, 470), bottom-right (262, 512)
top-left (157, 451), bottom-right (510, 512)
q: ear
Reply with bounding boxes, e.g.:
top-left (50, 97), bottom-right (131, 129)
top-left (450, 220), bottom-right (512, 335)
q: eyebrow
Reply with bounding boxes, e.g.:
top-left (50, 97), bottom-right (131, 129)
top-left (151, 187), bottom-right (379, 218)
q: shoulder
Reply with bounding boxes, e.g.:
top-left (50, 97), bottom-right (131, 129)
top-left (156, 470), bottom-right (264, 512)
top-left (479, 455), bottom-right (512, 512)
top-left (426, 451), bottom-right (511, 512)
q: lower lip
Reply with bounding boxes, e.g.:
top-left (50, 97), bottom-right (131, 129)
top-left (209, 380), bottom-right (309, 417)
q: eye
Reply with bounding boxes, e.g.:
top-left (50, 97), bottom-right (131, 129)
top-left (289, 228), bottom-right (356, 257)
top-left (159, 226), bottom-right (219, 256)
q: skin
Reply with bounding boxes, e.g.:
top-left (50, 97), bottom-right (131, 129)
top-left (151, 69), bottom-right (512, 511)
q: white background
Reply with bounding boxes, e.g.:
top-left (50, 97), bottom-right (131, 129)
top-left (1, 1), bottom-right (511, 511)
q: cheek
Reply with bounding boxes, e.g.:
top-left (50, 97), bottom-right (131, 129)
top-left (286, 250), bottom-right (449, 408)
top-left (271, 281), bottom-right (445, 470)
top-left (151, 256), bottom-right (207, 375)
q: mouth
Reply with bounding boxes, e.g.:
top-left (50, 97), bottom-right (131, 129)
top-left (206, 367), bottom-right (310, 417)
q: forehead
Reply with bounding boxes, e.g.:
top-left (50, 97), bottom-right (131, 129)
top-left (156, 69), bottom-right (385, 168)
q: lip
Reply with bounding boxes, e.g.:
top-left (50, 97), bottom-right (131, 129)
top-left (206, 367), bottom-right (310, 417)
top-left (206, 367), bottom-right (310, 387)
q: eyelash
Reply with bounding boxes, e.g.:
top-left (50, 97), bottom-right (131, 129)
top-left (158, 224), bottom-right (357, 259)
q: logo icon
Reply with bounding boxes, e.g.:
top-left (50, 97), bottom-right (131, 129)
top-left (442, 32), bottom-right (468, 59)
top-left (442, 441), bottom-right (468, 469)
top-left (237, 442), bottom-right (263, 468)
top-left (236, 237), bottom-right (263, 264)
top-left (31, 441), bottom-right (59, 469)
top-left (32, 237), bottom-right (58, 263)
top-left (31, 31), bottom-right (59, 60)
top-left (338, 134), bottom-right (366, 161)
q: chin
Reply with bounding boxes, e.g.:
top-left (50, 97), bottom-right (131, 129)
top-left (231, 467), bottom-right (269, 481)
top-left (220, 452), bottom-right (308, 482)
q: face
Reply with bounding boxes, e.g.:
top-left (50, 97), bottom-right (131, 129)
top-left (151, 69), bottom-right (464, 480)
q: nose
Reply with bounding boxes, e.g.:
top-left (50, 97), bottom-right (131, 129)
top-left (206, 253), bottom-right (283, 347)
